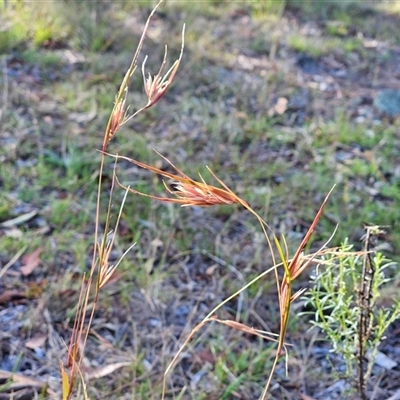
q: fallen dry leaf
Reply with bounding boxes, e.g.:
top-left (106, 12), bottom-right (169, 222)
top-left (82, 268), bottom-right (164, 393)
top-left (84, 362), bottom-right (132, 380)
top-left (150, 238), bottom-right (163, 248)
top-left (20, 247), bottom-right (44, 276)
top-left (0, 370), bottom-right (57, 398)
top-left (2, 228), bottom-right (23, 239)
top-left (25, 333), bottom-right (47, 349)
top-left (268, 97), bottom-right (288, 116)
top-left (0, 290), bottom-right (26, 304)
top-left (196, 350), bottom-right (215, 364)
top-left (205, 264), bottom-right (218, 276)
top-left (0, 210), bottom-right (38, 228)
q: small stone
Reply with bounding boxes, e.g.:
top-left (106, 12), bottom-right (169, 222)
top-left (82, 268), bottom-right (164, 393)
top-left (371, 351), bottom-right (398, 370)
top-left (374, 89), bottom-right (400, 117)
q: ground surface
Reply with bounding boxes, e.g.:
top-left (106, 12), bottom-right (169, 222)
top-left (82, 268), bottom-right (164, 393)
top-left (1, 1), bottom-right (400, 399)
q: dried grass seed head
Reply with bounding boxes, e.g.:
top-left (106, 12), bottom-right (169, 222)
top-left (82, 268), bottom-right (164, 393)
top-left (142, 24), bottom-right (185, 108)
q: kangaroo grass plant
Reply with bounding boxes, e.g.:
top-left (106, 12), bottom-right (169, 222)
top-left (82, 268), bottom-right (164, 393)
top-left (63, 1), bottom-right (360, 399)
top-left (61, 1), bottom-right (185, 398)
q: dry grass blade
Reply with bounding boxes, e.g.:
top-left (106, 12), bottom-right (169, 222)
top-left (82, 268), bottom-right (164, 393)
top-left (260, 185), bottom-right (336, 400)
top-left (280, 185), bottom-right (336, 350)
top-left (289, 186), bottom-right (336, 278)
top-left (60, 360), bottom-right (70, 400)
top-left (0, 246), bottom-right (27, 279)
